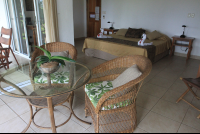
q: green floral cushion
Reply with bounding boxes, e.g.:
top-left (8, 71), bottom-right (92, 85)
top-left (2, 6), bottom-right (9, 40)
top-left (85, 81), bottom-right (113, 108)
top-left (85, 81), bottom-right (133, 110)
top-left (34, 71), bottom-right (70, 84)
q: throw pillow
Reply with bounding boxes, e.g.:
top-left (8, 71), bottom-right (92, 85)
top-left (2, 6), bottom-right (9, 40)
top-left (50, 51), bottom-right (69, 57)
top-left (112, 64), bottom-right (142, 89)
top-left (116, 29), bottom-right (128, 36)
top-left (125, 28), bottom-right (145, 38)
top-left (146, 30), bottom-right (162, 40)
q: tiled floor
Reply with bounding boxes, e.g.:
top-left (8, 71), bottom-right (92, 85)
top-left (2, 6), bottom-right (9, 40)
top-left (0, 38), bottom-right (200, 133)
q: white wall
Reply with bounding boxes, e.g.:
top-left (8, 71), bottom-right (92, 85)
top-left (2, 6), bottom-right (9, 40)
top-left (57, 0), bottom-right (74, 45)
top-left (0, 0), bottom-right (8, 31)
top-left (73, 0), bottom-right (87, 38)
top-left (101, 0), bottom-right (200, 57)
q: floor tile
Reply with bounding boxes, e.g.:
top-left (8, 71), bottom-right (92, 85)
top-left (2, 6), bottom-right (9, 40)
top-left (138, 112), bottom-right (181, 133)
top-left (136, 92), bottom-right (160, 110)
top-left (190, 90), bottom-right (200, 110)
top-left (149, 76), bottom-right (175, 89)
top-left (0, 117), bottom-right (35, 133)
top-left (151, 99), bottom-right (188, 122)
top-left (82, 129), bottom-right (93, 133)
top-left (20, 108), bottom-right (71, 133)
top-left (0, 99), bottom-right (5, 106)
top-left (156, 71), bottom-right (180, 81)
top-left (136, 106), bottom-right (150, 123)
top-left (178, 124), bottom-right (200, 133)
top-left (133, 127), bottom-right (148, 133)
top-left (87, 124), bottom-right (95, 133)
top-left (7, 99), bottom-right (30, 115)
top-left (140, 83), bottom-right (168, 98)
top-left (70, 104), bottom-right (93, 129)
top-left (182, 109), bottom-right (200, 131)
top-left (162, 89), bottom-right (194, 107)
top-left (0, 94), bottom-right (18, 103)
top-left (56, 120), bottom-right (86, 133)
top-left (0, 105), bottom-right (18, 125)
top-left (168, 81), bottom-right (188, 93)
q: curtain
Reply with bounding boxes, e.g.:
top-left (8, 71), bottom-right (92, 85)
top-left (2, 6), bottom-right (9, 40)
top-left (43, 0), bottom-right (59, 43)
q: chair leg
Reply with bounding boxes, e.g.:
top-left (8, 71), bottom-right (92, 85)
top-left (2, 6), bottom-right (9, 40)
top-left (176, 88), bottom-right (190, 103)
top-left (198, 114), bottom-right (200, 119)
top-left (184, 81), bottom-right (199, 99)
top-left (10, 49), bottom-right (19, 66)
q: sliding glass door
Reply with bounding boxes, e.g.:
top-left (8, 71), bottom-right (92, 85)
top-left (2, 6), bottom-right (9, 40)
top-left (15, 0), bottom-right (30, 56)
top-left (6, 0), bottom-right (46, 58)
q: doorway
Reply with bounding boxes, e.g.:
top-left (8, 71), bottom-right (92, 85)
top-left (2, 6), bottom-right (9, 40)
top-left (6, 0), bottom-right (46, 58)
top-left (87, 0), bottom-right (101, 37)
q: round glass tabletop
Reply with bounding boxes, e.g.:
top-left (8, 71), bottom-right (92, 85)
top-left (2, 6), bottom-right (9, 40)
top-left (0, 61), bottom-right (91, 99)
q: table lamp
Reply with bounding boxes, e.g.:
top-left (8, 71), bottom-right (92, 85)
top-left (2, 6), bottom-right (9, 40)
top-left (107, 21), bottom-right (114, 29)
top-left (180, 25), bottom-right (186, 38)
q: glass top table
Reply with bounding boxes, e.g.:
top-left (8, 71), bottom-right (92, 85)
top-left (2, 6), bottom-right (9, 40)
top-left (0, 61), bottom-right (91, 133)
top-left (0, 61), bottom-right (91, 98)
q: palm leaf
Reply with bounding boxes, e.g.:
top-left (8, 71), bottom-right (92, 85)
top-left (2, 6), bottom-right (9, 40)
top-left (35, 46), bottom-right (51, 58)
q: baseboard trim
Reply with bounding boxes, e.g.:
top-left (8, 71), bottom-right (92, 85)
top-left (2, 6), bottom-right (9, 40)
top-left (174, 52), bottom-right (200, 60)
top-left (74, 37), bottom-right (86, 41)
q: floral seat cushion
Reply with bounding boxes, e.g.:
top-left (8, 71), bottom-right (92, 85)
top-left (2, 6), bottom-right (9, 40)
top-left (34, 70), bottom-right (70, 84)
top-left (85, 81), bottom-right (133, 110)
top-left (85, 81), bottom-right (113, 108)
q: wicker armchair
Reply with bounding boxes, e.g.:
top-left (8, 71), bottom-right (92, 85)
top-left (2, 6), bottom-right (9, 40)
top-left (84, 55), bottom-right (152, 133)
top-left (31, 42), bottom-right (77, 62)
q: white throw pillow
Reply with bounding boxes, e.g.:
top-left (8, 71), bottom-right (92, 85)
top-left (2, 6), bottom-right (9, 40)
top-left (112, 64), bottom-right (142, 88)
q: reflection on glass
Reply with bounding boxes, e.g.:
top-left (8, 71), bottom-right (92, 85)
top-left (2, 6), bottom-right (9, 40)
top-left (15, 0), bottom-right (28, 55)
top-left (7, 0), bottom-right (20, 52)
top-left (38, 0), bottom-right (46, 45)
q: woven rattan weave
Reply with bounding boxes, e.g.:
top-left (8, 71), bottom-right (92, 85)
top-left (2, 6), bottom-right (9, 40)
top-left (84, 55), bottom-right (152, 133)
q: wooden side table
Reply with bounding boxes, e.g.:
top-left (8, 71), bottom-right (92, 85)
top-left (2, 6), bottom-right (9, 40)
top-left (170, 36), bottom-right (195, 60)
top-left (103, 28), bottom-right (119, 35)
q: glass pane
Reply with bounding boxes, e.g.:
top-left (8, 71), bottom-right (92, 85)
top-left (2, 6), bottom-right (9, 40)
top-left (15, 0), bottom-right (28, 55)
top-left (7, 0), bottom-right (20, 52)
top-left (38, 0), bottom-right (46, 45)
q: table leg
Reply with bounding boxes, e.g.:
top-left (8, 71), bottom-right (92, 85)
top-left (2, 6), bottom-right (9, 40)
top-left (186, 47), bottom-right (192, 60)
top-left (170, 41), bottom-right (175, 56)
top-left (47, 97), bottom-right (57, 133)
top-left (69, 91), bottom-right (91, 125)
top-left (107, 31), bottom-right (109, 35)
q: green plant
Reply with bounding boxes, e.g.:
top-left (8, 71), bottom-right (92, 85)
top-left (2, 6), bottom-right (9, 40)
top-left (35, 46), bottom-right (75, 68)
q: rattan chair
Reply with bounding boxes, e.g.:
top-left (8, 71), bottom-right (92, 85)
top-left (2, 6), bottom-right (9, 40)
top-left (31, 42), bottom-right (77, 62)
top-left (177, 65), bottom-right (200, 119)
top-left (84, 55), bottom-right (152, 133)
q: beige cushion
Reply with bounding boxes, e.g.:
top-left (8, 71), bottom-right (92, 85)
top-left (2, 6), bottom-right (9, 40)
top-left (50, 51), bottom-right (69, 57)
top-left (116, 29), bottom-right (128, 36)
top-left (146, 30), bottom-right (162, 40)
top-left (112, 64), bottom-right (142, 88)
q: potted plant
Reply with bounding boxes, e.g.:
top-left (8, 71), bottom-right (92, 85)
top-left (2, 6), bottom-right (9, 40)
top-left (35, 46), bottom-right (75, 74)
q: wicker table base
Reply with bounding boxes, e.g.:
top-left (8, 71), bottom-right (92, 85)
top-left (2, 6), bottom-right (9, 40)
top-left (22, 91), bottom-right (91, 133)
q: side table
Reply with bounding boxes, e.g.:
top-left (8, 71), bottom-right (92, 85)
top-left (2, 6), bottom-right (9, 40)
top-left (170, 36), bottom-right (195, 60)
top-left (103, 28), bottom-right (119, 35)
